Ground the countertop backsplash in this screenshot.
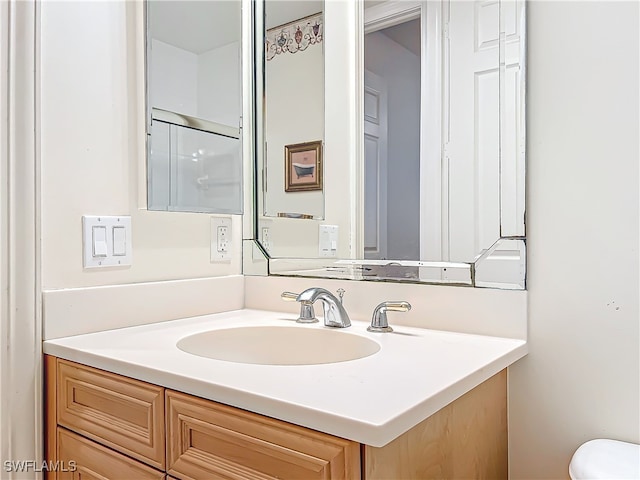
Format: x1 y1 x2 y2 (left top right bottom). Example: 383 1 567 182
42 274 526 341
42 275 245 340
245 276 527 340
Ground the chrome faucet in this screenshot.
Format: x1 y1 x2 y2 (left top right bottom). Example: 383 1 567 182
296 288 351 328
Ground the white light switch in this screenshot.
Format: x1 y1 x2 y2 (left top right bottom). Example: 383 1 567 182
112 226 126 256
83 216 132 268
92 226 108 257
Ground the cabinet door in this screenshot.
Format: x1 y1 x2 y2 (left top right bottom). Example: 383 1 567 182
57 428 165 480
166 391 361 480
363 370 507 479
56 359 165 469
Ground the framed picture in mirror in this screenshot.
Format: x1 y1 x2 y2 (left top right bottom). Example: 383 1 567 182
284 140 323 192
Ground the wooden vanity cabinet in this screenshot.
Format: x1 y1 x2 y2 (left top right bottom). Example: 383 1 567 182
362 372 508 480
56 428 165 480
54 358 165 469
165 390 360 479
45 356 167 480
45 355 507 480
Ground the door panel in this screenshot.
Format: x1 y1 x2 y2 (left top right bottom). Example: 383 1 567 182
448 0 501 263
363 70 388 259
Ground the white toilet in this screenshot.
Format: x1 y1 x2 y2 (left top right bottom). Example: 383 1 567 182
569 439 640 479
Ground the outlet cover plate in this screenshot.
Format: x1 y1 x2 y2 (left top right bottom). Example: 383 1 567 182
211 216 232 262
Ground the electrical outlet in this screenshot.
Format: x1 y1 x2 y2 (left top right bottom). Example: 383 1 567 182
261 227 271 253
217 226 229 252
211 217 232 262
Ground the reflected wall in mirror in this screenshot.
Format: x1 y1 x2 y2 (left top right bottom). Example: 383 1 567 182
146 1 243 214
254 0 526 289
261 1 325 220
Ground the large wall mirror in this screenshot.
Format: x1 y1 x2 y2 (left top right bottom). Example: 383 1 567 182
146 1 244 214
255 0 527 289
254 0 527 289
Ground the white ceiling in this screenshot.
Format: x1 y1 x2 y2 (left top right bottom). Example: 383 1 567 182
150 0 420 64
150 1 241 54
265 1 322 30
150 1 322 53
379 18 421 56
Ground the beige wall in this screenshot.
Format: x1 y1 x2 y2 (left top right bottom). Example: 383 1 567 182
509 2 639 478
39 1 242 289
264 39 324 219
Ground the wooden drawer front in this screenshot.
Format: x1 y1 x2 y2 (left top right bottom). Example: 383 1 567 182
57 359 165 469
57 428 165 480
166 391 360 480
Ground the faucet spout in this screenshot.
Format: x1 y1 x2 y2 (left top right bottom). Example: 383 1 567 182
296 288 351 328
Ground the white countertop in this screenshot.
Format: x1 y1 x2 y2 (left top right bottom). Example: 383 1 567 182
43 309 527 447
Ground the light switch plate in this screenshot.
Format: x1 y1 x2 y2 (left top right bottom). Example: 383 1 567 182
319 224 338 257
82 216 132 268
211 216 232 262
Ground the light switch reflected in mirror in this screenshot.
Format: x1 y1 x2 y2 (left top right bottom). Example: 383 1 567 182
146 1 243 214
254 0 526 290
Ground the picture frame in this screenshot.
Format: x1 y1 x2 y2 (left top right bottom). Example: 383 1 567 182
284 140 323 192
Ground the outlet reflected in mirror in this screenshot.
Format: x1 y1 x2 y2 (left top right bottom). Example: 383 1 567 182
146 1 243 214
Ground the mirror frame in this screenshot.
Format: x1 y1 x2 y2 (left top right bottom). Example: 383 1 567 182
248 0 527 290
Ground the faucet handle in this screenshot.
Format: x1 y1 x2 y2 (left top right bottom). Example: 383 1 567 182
380 301 411 312
368 301 411 333
281 291 318 323
336 288 345 303
281 291 299 302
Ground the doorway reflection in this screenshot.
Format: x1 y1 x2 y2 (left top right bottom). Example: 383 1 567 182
364 19 421 260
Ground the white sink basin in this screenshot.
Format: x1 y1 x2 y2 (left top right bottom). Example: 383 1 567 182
177 326 380 365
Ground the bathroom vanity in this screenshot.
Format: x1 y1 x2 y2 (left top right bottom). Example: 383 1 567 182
43 309 526 480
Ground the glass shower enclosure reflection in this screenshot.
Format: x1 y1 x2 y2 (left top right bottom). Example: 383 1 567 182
148 110 242 213
146 0 243 214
